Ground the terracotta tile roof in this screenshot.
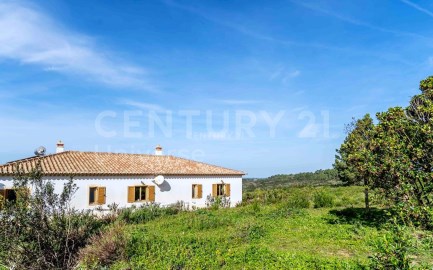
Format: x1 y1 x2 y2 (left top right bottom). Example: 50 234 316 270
0 151 245 176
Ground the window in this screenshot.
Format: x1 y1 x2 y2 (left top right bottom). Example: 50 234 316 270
135 186 147 201
0 189 17 202
192 184 202 199
0 188 30 207
88 186 106 205
128 185 155 203
216 184 225 196
212 183 231 197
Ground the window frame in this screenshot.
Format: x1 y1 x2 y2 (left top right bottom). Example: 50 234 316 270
216 184 225 196
192 184 202 199
212 183 231 197
134 186 148 202
0 188 17 202
88 186 98 205
128 185 155 203
88 186 106 206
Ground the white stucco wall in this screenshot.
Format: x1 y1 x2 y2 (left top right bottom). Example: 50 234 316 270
0 175 243 210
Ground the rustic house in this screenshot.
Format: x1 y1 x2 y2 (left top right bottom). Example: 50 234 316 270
0 142 244 210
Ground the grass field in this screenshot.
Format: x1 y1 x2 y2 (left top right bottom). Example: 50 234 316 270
79 186 433 269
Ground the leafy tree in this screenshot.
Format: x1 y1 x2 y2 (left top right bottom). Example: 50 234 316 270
0 161 104 269
336 76 433 227
370 80 433 227
334 114 375 209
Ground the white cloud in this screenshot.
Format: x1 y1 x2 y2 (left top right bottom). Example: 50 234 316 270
269 65 300 85
120 99 166 112
0 1 155 90
215 99 261 105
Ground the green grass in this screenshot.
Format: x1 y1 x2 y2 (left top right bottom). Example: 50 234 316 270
78 186 433 269
108 186 380 269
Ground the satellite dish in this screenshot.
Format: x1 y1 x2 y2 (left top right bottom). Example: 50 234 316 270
34 146 46 156
154 175 165 185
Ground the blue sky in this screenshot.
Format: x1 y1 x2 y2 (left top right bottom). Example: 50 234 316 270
1 0 433 177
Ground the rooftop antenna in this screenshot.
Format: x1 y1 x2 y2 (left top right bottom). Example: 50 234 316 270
34 146 46 157
153 175 165 185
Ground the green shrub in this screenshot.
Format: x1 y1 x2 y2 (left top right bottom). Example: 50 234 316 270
251 200 261 213
118 203 180 224
245 224 267 241
184 211 231 230
313 191 335 208
270 203 309 218
78 222 129 269
286 193 310 209
336 195 359 208
205 194 231 209
369 222 415 269
0 164 105 270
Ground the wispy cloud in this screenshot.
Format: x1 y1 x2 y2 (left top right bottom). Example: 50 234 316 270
119 99 166 111
161 0 343 50
290 0 430 40
400 0 433 18
162 0 415 66
270 67 301 83
0 1 155 90
214 99 261 105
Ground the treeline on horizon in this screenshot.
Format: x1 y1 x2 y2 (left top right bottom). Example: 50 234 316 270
243 169 340 191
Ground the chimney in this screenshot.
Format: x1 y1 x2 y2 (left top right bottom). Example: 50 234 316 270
56 140 65 153
155 145 163 156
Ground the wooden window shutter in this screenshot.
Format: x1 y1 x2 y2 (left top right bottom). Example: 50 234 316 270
212 184 217 197
225 184 231 196
97 187 106 205
148 186 155 202
197 184 203 199
127 186 135 203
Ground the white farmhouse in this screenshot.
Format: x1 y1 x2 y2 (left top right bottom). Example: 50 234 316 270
0 143 244 210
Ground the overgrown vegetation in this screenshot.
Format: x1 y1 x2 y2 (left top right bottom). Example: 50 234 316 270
243 169 340 191
0 162 106 270
74 186 432 269
1 167 432 269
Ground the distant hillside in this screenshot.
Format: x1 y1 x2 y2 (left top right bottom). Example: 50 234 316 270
243 169 341 191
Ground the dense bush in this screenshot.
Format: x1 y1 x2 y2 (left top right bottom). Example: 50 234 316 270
369 222 415 269
205 194 231 209
286 192 310 209
313 190 335 208
117 202 181 224
78 222 129 269
0 163 105 270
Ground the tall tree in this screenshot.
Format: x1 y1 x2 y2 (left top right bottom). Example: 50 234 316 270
336 76 433 228
334 114 375 209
